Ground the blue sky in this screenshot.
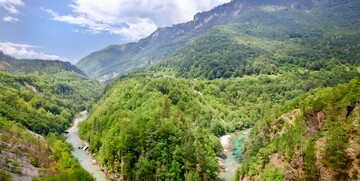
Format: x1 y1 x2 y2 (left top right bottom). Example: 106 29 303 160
0 0 230 63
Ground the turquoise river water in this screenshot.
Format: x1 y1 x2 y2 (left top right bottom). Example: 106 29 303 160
65 111 108 181
219 129 251 181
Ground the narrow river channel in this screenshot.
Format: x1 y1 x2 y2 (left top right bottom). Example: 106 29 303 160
65 111 108 181
219 129 251 181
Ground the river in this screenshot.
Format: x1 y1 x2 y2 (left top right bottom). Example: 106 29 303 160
65 111 109 181
219 129 251 181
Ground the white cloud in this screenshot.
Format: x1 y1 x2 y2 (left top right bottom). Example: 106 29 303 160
0 42 70 62
0 0 24 14
42 0 230 40
3 16 18 22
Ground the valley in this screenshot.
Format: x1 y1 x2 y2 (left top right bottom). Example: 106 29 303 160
0 55 103 180
1 0 360 181
74 0 360 180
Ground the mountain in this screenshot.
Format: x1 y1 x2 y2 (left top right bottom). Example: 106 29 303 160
76 0 359 81
0 51 85 76
152 2 360 79
76 0 241 80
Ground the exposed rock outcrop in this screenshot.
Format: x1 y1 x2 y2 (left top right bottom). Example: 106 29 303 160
306 111 324 137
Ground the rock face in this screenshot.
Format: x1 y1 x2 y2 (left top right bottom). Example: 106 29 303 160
285 150 305 180
269 153 286 170
306 111 324 137
77 0 335 81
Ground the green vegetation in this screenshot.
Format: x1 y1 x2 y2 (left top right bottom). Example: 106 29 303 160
0 70 102 134
0 55 102 180
33 169 94 181
237 77 360 180
303 140 320 180
79 69 357 180
260 167 284 181
79 77 222 180
1 0 360 180
32 135 94 181
0 170 11 181
151 4 360 80
76 1 360 180
323 121 349 180
0 51 85 76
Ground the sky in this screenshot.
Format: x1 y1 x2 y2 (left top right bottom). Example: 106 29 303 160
0 0 231 63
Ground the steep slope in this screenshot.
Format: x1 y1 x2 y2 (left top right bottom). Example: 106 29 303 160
0 117 94 181
0 54 103 134
152 0 360 79
77 0 344 81
0 72 101 134
237 77 360 181
79 77 224 180
75 0 235 80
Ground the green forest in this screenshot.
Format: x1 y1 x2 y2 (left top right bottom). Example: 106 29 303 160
151 3 360 80
0 71 102 134
236 77 360 180
78 69 358 180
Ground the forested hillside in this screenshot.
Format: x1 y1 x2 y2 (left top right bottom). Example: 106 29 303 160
75 0 360 180
151 1 360 79
236 77 360 181
77 0 360 82
0 54 103 180
78 67 358 180
0 71 102 134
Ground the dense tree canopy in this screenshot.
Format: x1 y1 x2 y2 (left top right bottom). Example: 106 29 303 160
237 77 360 180
0 71 102 134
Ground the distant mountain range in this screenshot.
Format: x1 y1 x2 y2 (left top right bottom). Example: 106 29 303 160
0 51 85 76
76 0 356 81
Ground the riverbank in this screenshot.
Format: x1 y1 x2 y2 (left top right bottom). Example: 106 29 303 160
65 111 109 181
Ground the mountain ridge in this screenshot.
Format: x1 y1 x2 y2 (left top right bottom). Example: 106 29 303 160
77 0 341 81
0 51 86 76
